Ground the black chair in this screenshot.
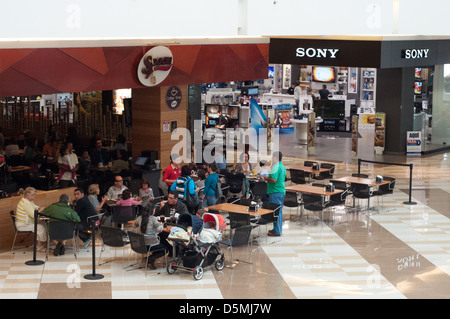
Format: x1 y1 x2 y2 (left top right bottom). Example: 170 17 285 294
312 163 336 183
111 205 138 228
251 202 282 243
289 169 307 185
302 193 330 223
220 225 254 267
237 198 252 206
127 231 168 274
46 220 79 259
99 225 130 266
304 161 318 167
225 172 246 199
351 183 373 211
228 212 251 229
372 177 396 212
10 211 33 253
283 191 302 222
330 180 349 191
303 161 318 181
250 181 267 203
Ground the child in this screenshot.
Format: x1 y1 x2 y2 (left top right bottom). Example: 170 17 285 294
57 144 76 184
259 160 270 180
196 169 207 197
115 189 141 206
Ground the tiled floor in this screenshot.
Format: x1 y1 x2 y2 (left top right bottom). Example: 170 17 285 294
1 134 450 300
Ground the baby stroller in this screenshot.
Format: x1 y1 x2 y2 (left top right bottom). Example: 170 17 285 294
167 213 226 280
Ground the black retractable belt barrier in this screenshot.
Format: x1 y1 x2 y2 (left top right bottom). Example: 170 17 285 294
25 210 45 266
84 215 104 280
358 158 417 205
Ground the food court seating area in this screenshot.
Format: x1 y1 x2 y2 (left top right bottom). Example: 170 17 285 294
1 150 450 300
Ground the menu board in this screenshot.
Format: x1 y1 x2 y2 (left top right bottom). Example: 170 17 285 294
374 112 386 154
351 115 359 158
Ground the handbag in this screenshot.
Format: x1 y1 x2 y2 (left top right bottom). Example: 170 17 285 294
185 179 202 208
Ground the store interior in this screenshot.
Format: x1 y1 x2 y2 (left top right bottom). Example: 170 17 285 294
199 62 449 159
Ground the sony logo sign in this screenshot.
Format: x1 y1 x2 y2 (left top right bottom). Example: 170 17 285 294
402 48 430 59
296 47 339 59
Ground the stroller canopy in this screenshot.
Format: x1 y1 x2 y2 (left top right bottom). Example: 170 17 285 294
177 213 203 234
202 213 226 232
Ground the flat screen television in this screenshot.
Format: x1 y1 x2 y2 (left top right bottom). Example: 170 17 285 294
312 66 336 83
248 87 259 96
241 86 259 96
313 100 345 119
414 81 423 95
134 156 149 166
415 68 422 79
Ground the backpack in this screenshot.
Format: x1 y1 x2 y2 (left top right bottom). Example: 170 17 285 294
215 181 223 199
185 179 202 208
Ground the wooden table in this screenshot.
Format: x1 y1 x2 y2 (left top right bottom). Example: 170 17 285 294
332 176 390 211
286 184 343 196
285 184 343 222
332 176 390 187
206 203 273 217
285 165 331 174
10 165 30 173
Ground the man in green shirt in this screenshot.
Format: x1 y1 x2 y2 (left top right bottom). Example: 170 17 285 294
43 194 81 256
264 151 286 236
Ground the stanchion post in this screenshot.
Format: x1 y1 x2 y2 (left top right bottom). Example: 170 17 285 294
84 217 104 280
403 163 417 205
25 210 45 266
358 158 361 176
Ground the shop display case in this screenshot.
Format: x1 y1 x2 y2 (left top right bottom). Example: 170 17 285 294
360 68 377 108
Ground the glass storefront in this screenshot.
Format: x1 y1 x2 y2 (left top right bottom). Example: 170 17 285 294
429 64 450 149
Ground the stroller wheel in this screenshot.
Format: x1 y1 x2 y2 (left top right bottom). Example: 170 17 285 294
167 262 178 275
193 266 204 280
215 254 225 271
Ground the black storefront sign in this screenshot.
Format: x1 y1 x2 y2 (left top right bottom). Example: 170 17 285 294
165 86 182 110
269 38 382 68
270 37 450 69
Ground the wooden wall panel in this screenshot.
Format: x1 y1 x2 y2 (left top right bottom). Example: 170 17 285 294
160 85 188 169
131 85 188 170
0 187 77 253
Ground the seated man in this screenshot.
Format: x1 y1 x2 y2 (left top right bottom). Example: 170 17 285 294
73 188 98 248
154 190 188 219
106 174 128 201
89 138 110 167
42 194 81 256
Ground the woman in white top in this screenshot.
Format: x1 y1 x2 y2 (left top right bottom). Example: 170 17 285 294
234 152 254 174
15 187 47 251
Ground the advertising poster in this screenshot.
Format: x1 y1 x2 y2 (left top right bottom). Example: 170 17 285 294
374 112 386 154
250 98 268 151
274 104 292 129
351 115 359 158
406 131 422 155
307 112 315 155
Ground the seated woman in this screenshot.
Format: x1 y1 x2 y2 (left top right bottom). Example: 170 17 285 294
137 204 172 269
87 183 108 212
115 189 141 206
234 152 254 175
15 187 47 251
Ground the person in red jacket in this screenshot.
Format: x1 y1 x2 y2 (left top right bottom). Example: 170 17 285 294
162 154 182 188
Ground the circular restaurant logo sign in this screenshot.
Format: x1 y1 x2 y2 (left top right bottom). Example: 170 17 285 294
165 86 182 109
137 46 173 87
